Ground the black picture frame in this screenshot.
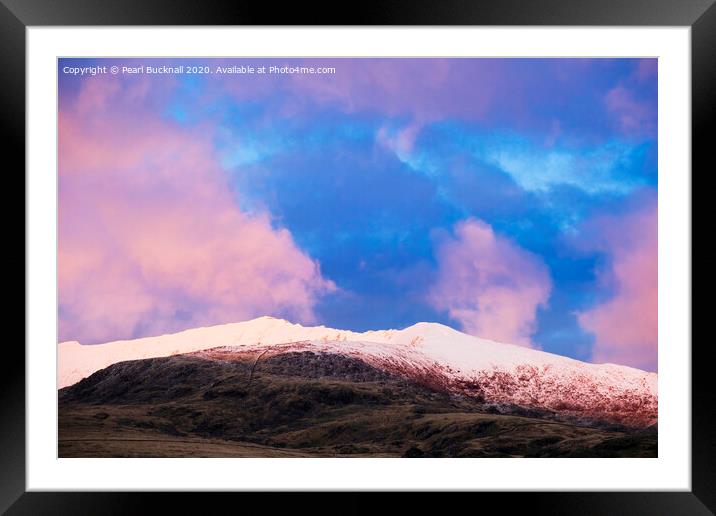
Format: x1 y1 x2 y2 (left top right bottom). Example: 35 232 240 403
3 1 710 513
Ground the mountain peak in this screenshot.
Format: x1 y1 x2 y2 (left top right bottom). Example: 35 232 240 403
250 315 293 324
402 321 460 334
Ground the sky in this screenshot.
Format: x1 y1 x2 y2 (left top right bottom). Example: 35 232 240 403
58 58 658 371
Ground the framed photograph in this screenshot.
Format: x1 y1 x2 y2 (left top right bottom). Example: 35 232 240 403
5 0 711 513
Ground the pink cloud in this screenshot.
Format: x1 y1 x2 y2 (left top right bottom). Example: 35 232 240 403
428 219 552 347
576 195 657 371
211 59 499 125
376 123 423 161
636 59 658 81
605 85 656 138
59 76 335 344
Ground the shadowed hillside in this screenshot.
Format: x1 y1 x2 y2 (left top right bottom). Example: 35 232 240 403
59 351 657 458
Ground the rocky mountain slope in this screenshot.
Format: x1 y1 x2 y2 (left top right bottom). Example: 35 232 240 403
59 351 657 458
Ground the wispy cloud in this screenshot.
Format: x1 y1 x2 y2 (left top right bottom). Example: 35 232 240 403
380 125 653 197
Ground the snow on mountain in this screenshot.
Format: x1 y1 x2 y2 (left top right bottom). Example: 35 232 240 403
59 316 657 427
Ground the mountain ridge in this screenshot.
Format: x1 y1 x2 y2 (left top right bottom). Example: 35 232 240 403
59 316 657 428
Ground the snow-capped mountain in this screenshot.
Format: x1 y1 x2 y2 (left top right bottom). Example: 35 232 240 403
59 316 657 427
